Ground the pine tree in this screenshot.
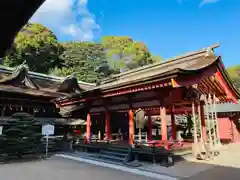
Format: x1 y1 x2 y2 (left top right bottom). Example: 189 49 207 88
2 112 43 158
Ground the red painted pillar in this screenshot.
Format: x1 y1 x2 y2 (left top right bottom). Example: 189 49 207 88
160 107 168 141
171 112 177 140
128 110 134 145
86 113 91 142
105 111 112 140
200 105 207 141
147 111 152 141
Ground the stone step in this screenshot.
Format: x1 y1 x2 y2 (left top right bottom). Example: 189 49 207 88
101 150 128 157
124 160 142 167
98 154 126 162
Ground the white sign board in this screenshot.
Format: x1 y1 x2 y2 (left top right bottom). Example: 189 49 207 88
42 124 54 136
0 126 3 135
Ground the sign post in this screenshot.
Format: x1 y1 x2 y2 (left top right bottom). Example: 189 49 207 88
42 124 54 157
0 126 3 135
46 134 49 157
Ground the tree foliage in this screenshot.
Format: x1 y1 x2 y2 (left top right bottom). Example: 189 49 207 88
4 23 163 83
4 23 62 73
227 65 240 89
101 36 162 72
50 42 111 83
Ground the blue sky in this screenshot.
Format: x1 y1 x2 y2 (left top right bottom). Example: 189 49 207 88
31 0 240 67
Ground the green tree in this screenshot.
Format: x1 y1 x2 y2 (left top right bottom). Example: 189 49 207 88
4 23 62 73
50 42 110 83
151 55 163 63
1 112 42 158
227 65 240 89
101 36 162 72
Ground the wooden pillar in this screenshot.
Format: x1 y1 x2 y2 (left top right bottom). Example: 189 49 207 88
147 111 152 141
86 113 91 142
160 107 168 141
171 111 177 140
105 111 112 140
200 104 207 141
128 110 134 145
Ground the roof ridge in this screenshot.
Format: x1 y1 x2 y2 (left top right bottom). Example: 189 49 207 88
101 43 219 84
0 65 96 86
102 44 219 81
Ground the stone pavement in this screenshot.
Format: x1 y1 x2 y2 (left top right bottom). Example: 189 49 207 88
0 157 158 180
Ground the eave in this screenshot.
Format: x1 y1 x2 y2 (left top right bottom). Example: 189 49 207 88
216 57 240 100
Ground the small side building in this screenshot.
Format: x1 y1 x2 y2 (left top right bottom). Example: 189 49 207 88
0 63 95 134
216 103 240 143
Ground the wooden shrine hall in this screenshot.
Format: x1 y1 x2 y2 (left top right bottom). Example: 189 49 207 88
0 62 94 126
53 44 240 159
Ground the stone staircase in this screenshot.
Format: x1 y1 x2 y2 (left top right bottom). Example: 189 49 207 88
96 149 142 167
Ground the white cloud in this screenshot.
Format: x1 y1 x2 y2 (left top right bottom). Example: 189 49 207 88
199 0 219 7
30 0 101 41
177 0 220 7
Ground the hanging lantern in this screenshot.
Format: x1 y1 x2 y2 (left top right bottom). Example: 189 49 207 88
135 108 146 129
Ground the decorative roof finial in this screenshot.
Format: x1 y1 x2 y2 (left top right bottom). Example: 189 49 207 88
205 47 215 58
13 60 29 73
71 72 76 77
21 60 27 65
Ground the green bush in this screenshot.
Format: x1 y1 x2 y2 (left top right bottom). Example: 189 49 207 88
0 112 43 158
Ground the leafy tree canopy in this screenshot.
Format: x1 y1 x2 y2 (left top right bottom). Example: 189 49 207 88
227 65 240 89
4 23 62 73
50 42 111 83
4 23 163 83
101 36 162 72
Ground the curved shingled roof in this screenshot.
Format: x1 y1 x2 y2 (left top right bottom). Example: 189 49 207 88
54 44 240 104
0 62 95 98
97 44 239 99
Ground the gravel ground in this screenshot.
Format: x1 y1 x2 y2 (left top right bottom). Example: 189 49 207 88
0 157 158 180
184 143 240 168
181 166 240 180
180 143 240 180
0 143 239 180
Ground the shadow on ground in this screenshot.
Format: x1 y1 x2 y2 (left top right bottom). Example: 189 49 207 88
181 164 240 180
0 154 53 165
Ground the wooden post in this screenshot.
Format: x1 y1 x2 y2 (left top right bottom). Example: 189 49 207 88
147 111 152 141
206 95 213 148
171 112 177 140
160 107 168 141
200 104 207 141
105 111 112 140
192 102 198 144
128 110 134 145
86 113 91 142
213 94 221 145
